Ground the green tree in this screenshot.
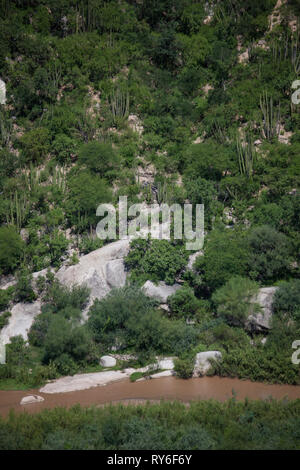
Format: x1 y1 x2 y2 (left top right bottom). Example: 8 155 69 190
20 128 50 164
212 276 260 327
246 225 292 283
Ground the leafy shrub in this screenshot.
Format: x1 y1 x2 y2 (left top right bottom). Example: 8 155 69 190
212 276 260 327
0 311 11 330
20 127 50 164
0 287 13 311
0 226 24 275
174 358 194 379
168 285 199 319
246 225 292 283
14 268 37 303
125 238 188 285
273 280 300 321
194 229 248 293
78 141 120 179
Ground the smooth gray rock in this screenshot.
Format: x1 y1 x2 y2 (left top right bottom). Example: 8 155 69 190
187 250 203 271
100 355 117 367
246 287 278 331
142 280 181 303
56 239 129 303
20 395 44 405
106 259 127 288
157 358 174 370
193 351 222 376
0 301 41 345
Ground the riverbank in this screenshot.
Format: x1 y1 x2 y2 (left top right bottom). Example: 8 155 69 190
1 376 300 418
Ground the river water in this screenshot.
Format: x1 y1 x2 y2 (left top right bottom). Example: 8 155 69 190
1 376 300 417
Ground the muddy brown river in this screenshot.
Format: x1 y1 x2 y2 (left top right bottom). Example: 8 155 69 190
1 376 300 417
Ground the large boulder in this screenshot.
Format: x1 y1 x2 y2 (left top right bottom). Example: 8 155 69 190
157 358 175 370
20 395 44 405
56 239 129 306
100 355 117 368
0 300 41 345
246 287 278 332
194 351 222 376
142 280 181 303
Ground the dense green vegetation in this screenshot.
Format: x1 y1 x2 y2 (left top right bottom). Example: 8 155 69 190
0 399 300 450
0 0 299 402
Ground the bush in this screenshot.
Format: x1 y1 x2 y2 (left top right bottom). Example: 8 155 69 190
14 268 37 303
0 226 24 275
0 287 13 311
174 358 194 379
168 286 199 319
0 311 11 330
125 238 188 285
246 225 292 283
78 141 120 179
194 229 248 293
20 127 50 164
212 276 260 327
273 280 300 321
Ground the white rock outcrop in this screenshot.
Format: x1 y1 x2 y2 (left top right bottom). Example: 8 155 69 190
246 287 278 331
0 78 6 104
100 355 117 367
56 239 129 314
186 250 203 271
0 301 41 345
157 358 175 370
142 281 181 303
20 395 44 405
40 370 128 393
193 351 222 376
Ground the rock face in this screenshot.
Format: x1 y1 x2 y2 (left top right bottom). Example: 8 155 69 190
142 281 181 303
246 287 278 331
40 370 128 393
193 351 222 376
56 239 129 311
0 78 6 104
186 250 203 271
0 301 41 345
100 355 117 367
157 358 175 370
20 395 44 405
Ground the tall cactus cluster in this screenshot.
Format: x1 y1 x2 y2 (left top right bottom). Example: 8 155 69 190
7 191 29 232
108 83 129 122
259 91 281 141
236 132 256 178
270 29 300 74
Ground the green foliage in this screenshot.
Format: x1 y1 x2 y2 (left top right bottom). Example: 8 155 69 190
212 276 260 327
14 268 37 303
66 171 112 231
125 238 188 285
194 229 248 294
0 287 13 311
78 141 120 179
246 225 292 283
0 311 11 330
168 286 199 319
0 226 24 275
20 128 50 164
0 399 299 450
273 280 300 321
129 372 143 382
174 357 194 379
